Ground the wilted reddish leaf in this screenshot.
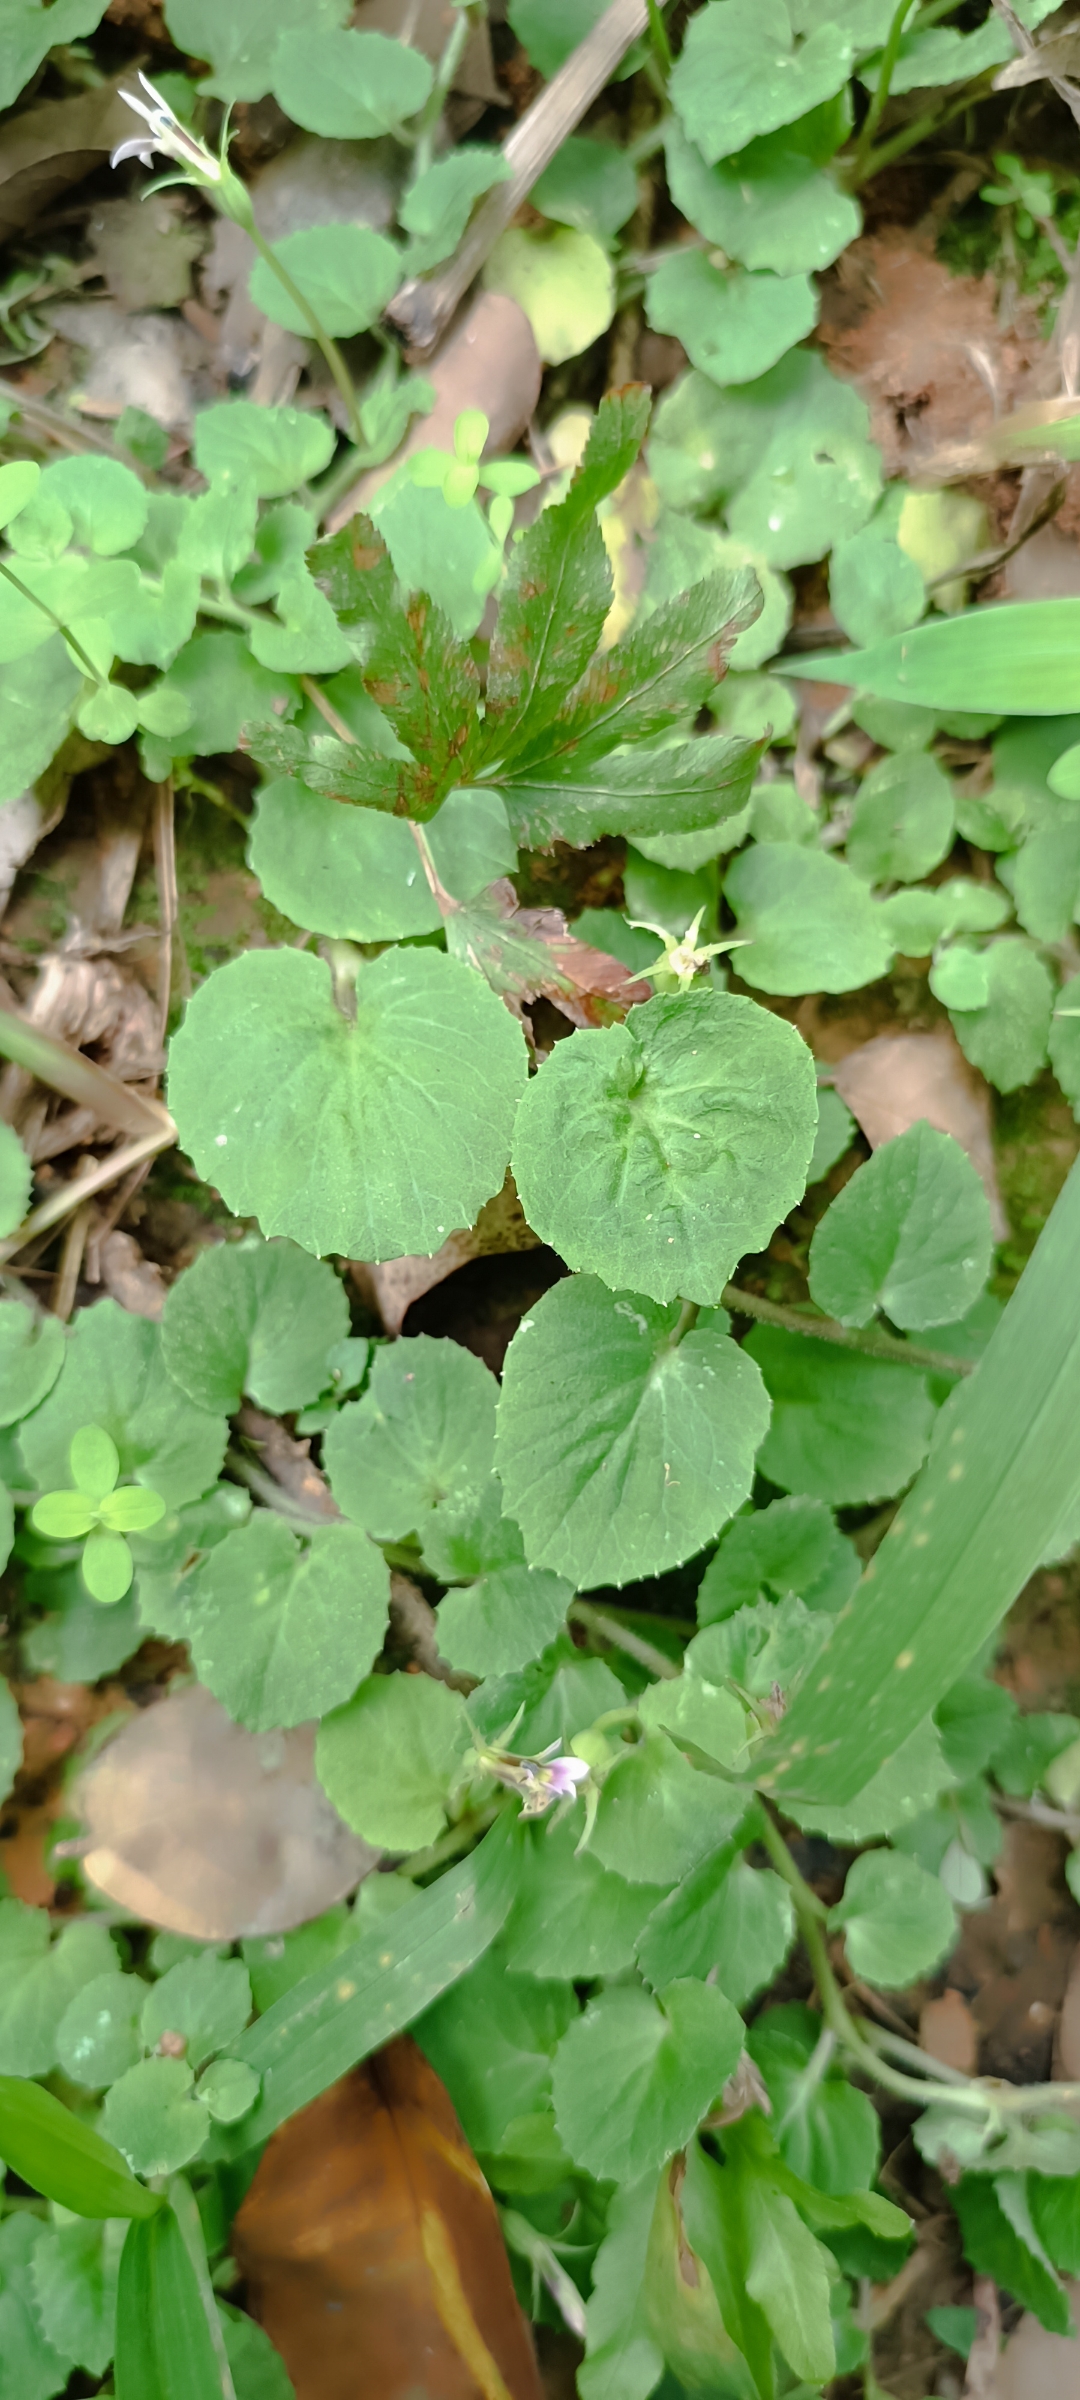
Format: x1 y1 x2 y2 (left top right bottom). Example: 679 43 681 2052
448 879 650 1026
234 2037 544 2400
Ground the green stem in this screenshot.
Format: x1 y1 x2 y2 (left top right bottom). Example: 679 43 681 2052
645 0 673 75
570 1600 681 1681
412 5 477 178
396 1795 506 1881
0 559 104 684
721 1282 974 1378
757 1805 1080 2118
244 223 363 445
850 0 921 182
851 70 996 185
668 1298 701 1347
627 115 670 167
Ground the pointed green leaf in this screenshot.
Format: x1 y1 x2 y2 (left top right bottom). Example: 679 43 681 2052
511 568 761 779
512 990 817 1305
502 729 760 849
743 2179 836 2385
114 2200 231 2400
636 1848 794 2007
222 1815 517 2150
759 1153 1080 1808
0 2076 160 2218
796 599 1080 714
31 2217 124 2379
167 947 527 1260
309 517 482 813
698 1495 859 1623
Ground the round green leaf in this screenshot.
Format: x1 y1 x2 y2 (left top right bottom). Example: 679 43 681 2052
531 135 638 243
324 1334 497 1544
830 525 925 648
30 2217 124 2379
168 946 526 1261
929 943 990 1012
249 224 401 338
82 1529 134 1605
401 149 514 275
808 1124 992 1331
0 1122 31 1239
271 25 433 137
483 226 615 367
0 1301 65 1427
724 843 895 994
197 2056 261 2123
436 1565 572 1679
1050 971 1080 1115
646 253 818 389
316 1671 470 1851
670 0 854 164
511 990 817 1306
697 1495 859 1624
829 1850 957 1988
76 685 140 745
17 1300 227 1508
192 401 335 498
31 1490 97 1540
41 456 148 556
70 1424 120 1503
845 749 955 885
186 1514 390 1730
56 1971 142 2090
748 2004 880 2192
161 1234 348 1416
496 1277 771 1588
551 1979 744 2184
664 119 859 275
140 1952 252 2069
101 2056 207 2179
724 354 882 570
948 941 1054 1092
0 639 81 804
504 1816 667 1981
97 1486 167 1534
636 1853 795 2008
249 777 443 943
745 1325 935 1505
0 2075 161 2219
0 460 40 530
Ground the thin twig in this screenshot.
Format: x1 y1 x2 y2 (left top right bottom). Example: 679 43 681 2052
989 0 1080 130
386 0 671 353
570 1598 681 1679
721 1282 975 1377
50 1200 93 1321
152 778 179 1046
0 1001 173 1140
0 1128 174 1264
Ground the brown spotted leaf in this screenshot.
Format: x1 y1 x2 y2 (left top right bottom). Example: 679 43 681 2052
484 388 652 763
308 517 482 816
233 2036 544 2400
506 566 762 781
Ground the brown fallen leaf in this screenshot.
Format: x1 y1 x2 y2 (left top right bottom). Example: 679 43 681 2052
325 291 542 530
0 82 139 242
830 1029 1008 1241
73 1684 376 1939
964 2276 1002 2400
990 2280 1080 2400
234 2038 545 2400
919 1988 978 2076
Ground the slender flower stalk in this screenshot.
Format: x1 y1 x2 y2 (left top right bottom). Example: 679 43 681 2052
110 76 364 444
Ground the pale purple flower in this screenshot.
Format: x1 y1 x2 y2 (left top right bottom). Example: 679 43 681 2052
476 1738 590 1818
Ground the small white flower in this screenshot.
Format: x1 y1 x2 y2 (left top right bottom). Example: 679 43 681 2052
110 71 222 181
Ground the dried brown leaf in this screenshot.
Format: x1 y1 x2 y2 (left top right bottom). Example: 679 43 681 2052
233 2038 544 2400
74 1684 376 1939
447 878 650 1026
831 1030 1007 1241
990 2282 1080 2399
0 83 138 241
